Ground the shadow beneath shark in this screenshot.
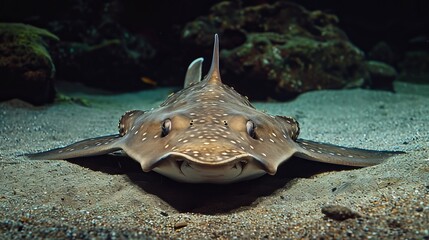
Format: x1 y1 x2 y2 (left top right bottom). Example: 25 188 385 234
67 156 355 214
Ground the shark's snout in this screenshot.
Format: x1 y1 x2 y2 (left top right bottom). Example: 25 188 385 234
160 112 259 164
172 142 250 164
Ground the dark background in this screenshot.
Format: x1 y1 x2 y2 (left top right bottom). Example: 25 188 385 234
1 0 427 52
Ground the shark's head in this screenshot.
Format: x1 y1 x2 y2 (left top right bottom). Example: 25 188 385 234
120 35 300 183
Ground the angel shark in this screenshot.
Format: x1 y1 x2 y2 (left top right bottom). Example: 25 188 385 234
28 34 402 183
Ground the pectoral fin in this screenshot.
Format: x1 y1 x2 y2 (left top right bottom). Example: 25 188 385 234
294 139 404 167
27 135 123 160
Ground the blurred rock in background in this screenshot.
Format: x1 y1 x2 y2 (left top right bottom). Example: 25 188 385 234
0 23 58 105
182 1 370 99
0 0 427 104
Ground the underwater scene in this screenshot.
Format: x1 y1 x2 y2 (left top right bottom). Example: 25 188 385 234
0 0 428 239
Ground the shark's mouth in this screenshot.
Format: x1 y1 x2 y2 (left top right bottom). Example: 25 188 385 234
152 153 267 183
176 158 248 179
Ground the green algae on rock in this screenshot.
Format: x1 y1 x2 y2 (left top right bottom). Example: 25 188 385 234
0 23 58 105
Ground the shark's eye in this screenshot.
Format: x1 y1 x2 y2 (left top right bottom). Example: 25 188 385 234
246 120 257 139
161 119 171 137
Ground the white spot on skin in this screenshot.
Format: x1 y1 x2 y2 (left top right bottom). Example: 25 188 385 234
164 144 169 149
134 131 139 135
142 137 147 141
269 139 275 143
250 145 254 149
261 153 267 157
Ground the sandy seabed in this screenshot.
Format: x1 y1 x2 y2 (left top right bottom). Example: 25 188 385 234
0 81 428 239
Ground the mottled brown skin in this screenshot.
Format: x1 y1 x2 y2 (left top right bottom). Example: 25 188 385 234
28 35 402 183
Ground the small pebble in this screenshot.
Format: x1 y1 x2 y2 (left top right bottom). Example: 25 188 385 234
174 221 188 230
321 205 362 221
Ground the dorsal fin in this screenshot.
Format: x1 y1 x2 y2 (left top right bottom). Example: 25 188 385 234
206 34 222 84
184 57 203 88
